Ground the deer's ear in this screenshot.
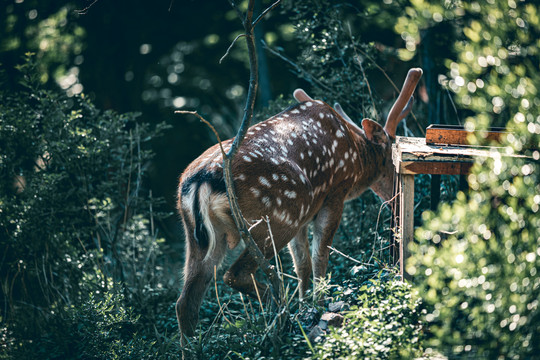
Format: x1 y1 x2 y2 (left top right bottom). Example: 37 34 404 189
362 119 387 143
293 89 313 102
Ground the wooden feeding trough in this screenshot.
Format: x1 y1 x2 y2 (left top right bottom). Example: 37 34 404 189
392 124 525 279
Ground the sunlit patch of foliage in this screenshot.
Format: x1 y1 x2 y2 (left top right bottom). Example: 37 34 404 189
312 275 424 360
401 1 540 358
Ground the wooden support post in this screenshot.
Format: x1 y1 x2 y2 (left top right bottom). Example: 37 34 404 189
399 174 415 280
430 174 440 211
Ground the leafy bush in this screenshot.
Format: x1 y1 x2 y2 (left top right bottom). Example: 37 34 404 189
312 275 424 360
6 289 164 360
0 56 176 358
401 1 540 358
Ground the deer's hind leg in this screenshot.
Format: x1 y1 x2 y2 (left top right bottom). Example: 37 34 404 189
288 224 312 298
311 197 345 290
176 224 229 337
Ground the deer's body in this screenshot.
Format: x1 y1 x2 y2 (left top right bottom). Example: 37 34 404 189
176 69 422 337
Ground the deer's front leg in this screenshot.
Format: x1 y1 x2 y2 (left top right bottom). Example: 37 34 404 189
311 197 345 290
288 224 312 298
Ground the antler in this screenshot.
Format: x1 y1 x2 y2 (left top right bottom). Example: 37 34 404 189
384 68 423 138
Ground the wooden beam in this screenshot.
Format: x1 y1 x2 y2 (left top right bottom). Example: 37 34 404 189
400 161 473 175
425 124 508 146
399 173 415 281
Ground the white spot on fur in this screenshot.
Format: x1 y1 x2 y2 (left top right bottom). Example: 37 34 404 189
292 109 300 114
319 113 324 119
336 129 344 138
243 155 252 162
291 132 297 138
287 139 294 146
300 105 306 110
271 158 280 165
259 176 271 188
262 196 271 208
276 197 282 206
306 101 313 107
272 173 279 181
250 187 260 197
235 174 246 181
284 190 297 199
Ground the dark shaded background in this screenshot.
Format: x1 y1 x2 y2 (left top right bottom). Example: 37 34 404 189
2 0 449 243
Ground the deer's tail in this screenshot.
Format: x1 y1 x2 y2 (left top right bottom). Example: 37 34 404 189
179 171 230 262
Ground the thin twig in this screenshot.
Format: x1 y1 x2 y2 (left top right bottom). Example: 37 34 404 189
248 218 265 232
75 0 99 14
239 293 253 324
252 0 281 28
328 245 374 267
264 216 284 302
176 110 227 158
220 34 246 64
445 87 461 125
251 273 268 327
214 265 233 326
369 189 400 265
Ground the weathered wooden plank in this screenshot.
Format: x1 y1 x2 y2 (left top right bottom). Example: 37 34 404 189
393 136 528 176
425 124 508 146
400 160 473 175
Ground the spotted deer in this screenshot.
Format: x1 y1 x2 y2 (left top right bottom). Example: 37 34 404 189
176 68 423 336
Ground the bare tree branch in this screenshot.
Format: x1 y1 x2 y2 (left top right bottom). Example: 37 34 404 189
220 34 246 64
252 0 281 28
223 0 282 301
75 0 99 15
175 110 227 158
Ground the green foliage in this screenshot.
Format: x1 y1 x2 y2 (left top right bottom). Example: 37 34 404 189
312 276 424 359
0 56 177 358
6 289 162 360
284 0 380 121
401 1 540 358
